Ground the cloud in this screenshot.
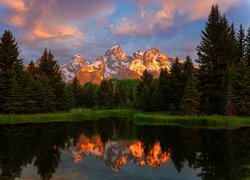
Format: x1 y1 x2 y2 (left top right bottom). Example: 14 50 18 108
0 0 28 25
0 0 27 12
0 0 115 63
111 0 242 36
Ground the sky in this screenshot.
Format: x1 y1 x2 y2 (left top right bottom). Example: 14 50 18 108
0 0 249 64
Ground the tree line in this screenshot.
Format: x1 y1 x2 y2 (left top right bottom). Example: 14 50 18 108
0 5 249 115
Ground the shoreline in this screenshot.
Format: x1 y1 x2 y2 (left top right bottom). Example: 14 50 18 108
0 109 249 129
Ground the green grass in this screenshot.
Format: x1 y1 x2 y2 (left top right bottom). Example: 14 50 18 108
1 110 250 129
0 109 137 124
133 113 250 129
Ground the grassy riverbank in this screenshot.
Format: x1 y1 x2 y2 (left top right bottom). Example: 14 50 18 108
0 109 137 124
133 113 250 129
0 110 250 129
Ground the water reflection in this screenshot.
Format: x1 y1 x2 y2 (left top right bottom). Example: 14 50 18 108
0 118 249 179
69 134 170 172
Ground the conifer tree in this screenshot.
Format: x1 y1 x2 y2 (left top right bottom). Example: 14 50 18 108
71 77 81 107
98 79 114 108
82 82 98 108
234 59 250 115
196 5 233 114
0 30 24 113
246 27 250 65
228 23 239 65
237 24 246 60
158 68 170 110
37 48 66 111
38 48 61 84
136 70 154 110
136 69 153 95
27 60 38 79
180 75 200 116
167 58 185 111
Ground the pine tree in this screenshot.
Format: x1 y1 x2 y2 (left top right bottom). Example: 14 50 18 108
36 76 56 113
234 59 250 115
37 48 65 111
158 68 170 110
196 5 233 114
136 69 153 95
98 79 114 108
246 27 250 65
228 23 239 65
237 24 246 60
38 48 62 84
82 82 98 108
0 30 24 113
180 75 200 116
168 58 185 111
136 70 153 110
27 60 38 79
71 77 81 107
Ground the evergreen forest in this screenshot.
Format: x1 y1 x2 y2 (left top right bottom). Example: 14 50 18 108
0 5 249 116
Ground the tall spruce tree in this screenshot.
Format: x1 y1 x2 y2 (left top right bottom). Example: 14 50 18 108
158 68 170 110
246 27 250 65
71 77 81 107
196 5 233 114
168 58 185 111
37 48 65 112
237 24 246 60
0 30 24 113
136 70 154 110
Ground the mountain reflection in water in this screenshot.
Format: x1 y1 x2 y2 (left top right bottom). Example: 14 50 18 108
70 134 170 172
0 118 249 179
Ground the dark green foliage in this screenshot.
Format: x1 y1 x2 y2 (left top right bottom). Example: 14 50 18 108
158 68 170 110
166 58 185 112
136 70 155 111
237 24 246 60
0 30 25 113
71 77 81 107
27 60 38 79
136 69 153 95
98 79 115 108
180 74 200 116
246 27 250 64
37 48 62 84
225 83 236 116
81 82 98 108
234 59 250 115
196 5 237 114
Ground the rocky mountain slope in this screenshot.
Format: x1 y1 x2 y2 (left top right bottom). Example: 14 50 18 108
61 44 175 84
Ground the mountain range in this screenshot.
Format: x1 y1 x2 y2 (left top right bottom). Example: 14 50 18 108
61 44 178 84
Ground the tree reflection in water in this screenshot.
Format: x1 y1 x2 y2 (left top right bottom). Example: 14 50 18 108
0 118 249 179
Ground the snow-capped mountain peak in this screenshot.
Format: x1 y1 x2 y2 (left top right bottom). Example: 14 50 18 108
61 44 173 84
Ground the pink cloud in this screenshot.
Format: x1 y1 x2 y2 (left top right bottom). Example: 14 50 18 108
111 0 242 36
0 0 28 12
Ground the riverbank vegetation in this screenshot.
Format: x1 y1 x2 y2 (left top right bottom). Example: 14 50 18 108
133 113 250 129
0 109 249 129
0 109 137 124
0 5 249 120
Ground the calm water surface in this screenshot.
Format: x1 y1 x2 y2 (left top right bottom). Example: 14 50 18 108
0 118 249 179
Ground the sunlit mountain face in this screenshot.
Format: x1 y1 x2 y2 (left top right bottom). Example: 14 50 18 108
69 134 170 172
